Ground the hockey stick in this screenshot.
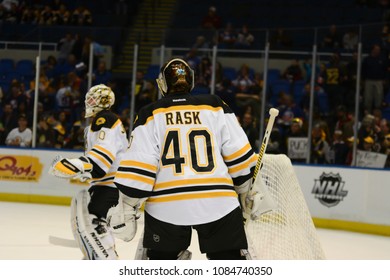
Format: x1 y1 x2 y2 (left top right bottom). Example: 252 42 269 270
252 108 279 185
48 235 78 248
241 108 279 260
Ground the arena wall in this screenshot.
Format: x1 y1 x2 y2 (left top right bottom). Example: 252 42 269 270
1 148 389 236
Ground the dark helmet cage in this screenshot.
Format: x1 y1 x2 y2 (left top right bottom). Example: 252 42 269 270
156 58 194 96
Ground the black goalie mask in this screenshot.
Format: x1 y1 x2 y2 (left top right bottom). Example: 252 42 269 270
156 58 195 96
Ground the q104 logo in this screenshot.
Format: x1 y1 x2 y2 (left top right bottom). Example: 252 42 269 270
312 172 348 207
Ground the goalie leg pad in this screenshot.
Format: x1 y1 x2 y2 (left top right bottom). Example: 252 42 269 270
70 190 118 260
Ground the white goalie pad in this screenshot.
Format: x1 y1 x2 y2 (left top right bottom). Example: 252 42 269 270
70 189 118 260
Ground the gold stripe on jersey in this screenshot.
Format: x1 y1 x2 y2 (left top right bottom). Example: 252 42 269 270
147 190 237 203
112 119 122 129
228 153 257 174
90 180 114 186
223 143 252 161
115 172 155 186
154 177 233 190
94 145 115 162
88 150 111 168
90 172 116 183
120 160 158 172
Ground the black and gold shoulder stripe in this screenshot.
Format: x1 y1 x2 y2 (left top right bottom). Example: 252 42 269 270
91 110 120 132
134 93 233 128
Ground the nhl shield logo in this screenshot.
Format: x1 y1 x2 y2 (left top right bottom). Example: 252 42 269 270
312 172 348 207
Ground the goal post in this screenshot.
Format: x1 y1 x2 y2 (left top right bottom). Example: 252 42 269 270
245 153 326 259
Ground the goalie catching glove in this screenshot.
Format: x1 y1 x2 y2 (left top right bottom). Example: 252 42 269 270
106 194 143 242
235 174 277 221
49 155 92 182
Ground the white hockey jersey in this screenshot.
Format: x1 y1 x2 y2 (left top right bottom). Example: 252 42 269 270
114 93 256 225
84 110 128 188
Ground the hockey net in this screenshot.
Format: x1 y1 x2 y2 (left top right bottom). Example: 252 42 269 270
245 154 326 259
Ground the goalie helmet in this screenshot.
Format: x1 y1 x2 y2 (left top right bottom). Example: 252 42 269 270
156 58 194 96
85 84 115 118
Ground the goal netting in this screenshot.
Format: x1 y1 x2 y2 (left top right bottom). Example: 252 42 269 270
245 154 326 259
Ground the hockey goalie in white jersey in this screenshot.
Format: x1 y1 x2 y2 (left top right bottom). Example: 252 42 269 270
49 84 132 260
110 58 269 260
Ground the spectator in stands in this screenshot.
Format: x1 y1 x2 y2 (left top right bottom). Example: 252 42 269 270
361 44 388 115
342 29 358 51
218 22 237 49
81 36 102 70
196 56 212 87
58 33 75 65
282 59 303 83
119 108 131 137
322 52 345 114
270 28 293 50
184 48 201 70
71 5 92 26
328 129 349 165
93 61 112 86
52 3 70 25
343 52 359 112
5 113 32 147
39 5 54 25
36 115 55 148
240 111 258 151
0 0 19 12
379 118 390 138
332 105 354 139
232 64 259 116
358 114 379 149
381 133 390 167
20 6 37 24
55 75 73 115
47 110 70 149
64 111 86 149
4 80 27 113
310 123 330 164
215 78 240 115
235 24 255 49
321 25 342 50
277 92 305 138
43 55 58 79
299 83 322 120
192 35 210 52
283 117 306 162
362 136 375 152
71 33 83 61
0 103 17 145
135 85 156 113
2 1 18 22
201 6 221 30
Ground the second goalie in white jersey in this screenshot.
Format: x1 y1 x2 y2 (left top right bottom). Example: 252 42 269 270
114 58 257 260
49 84 130 260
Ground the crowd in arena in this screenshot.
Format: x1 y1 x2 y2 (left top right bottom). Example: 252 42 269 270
0 1 390 168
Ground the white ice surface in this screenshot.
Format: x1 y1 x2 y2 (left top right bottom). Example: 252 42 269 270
1 201 390 260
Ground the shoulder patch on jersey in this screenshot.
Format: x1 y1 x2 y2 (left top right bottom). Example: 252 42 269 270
91 110 119 131
95 117 106 126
